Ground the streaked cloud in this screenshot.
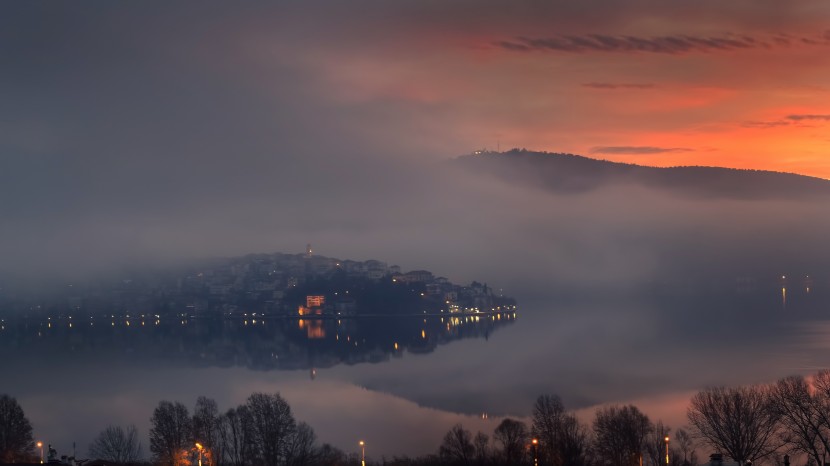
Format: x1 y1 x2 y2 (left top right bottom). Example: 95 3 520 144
786 114 830 121
591 146 695 155
582 82 655 90
741 120 792 129
496 32 830 54
743 115 830 129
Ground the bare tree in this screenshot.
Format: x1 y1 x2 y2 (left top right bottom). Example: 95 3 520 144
674 428 697 466
531 394 590 466
150 400 192 466
0 394 35 463
193 396 221 466
219 406 255 466
644 422 670 466
688 385 780 465
473 432 490 466
246 392 297 466
532 394 567 466
494 418 528 465
440 424 475 466
593 405 652 466
88 424 142 464
558 413 591 466
316 443 348 466
771 373 830 466
285 422 317 466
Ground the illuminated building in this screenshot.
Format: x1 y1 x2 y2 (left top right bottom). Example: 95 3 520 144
306 295 325 308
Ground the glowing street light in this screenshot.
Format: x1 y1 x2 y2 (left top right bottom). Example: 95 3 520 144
664 436 670 466
195 442 203 466
359 440 365 466
531 438 539 466
36 441 43 464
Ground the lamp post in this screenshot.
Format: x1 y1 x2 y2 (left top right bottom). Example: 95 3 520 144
664 436 670 466
195 442 203 466
532 438 539 466
36 442 43 464
359 440 365 466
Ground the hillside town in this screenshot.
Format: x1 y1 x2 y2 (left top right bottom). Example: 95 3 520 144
0 246 516 319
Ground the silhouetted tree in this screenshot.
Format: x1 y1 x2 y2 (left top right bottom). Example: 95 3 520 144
246 392 297 466
219 406 255 466
315 443 348 466
494 418 528 465
644 422 670 466
674 428 697 466
285 422 317 466
770 373 830 466
688 385 780 465
808 371 830 463
558 413 591 466
532 394 589 466
440 424 475 465
150 401 192 466
193 396 221 465
88 424 142 464
473 432 490 466
0 394 35 463
593 405 651 466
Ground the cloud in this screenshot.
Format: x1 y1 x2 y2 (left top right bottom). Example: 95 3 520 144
496 32 830 55
590 146 694 155
741 115 830 129
786 114 830 121
741 120 791 129
582 82 655 90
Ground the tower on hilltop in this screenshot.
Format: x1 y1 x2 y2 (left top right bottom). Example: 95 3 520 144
306 243 313 258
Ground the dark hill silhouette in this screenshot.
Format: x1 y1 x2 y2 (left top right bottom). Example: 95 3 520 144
453 149 830 200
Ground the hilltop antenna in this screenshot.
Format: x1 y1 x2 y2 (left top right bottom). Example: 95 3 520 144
497 140 500 152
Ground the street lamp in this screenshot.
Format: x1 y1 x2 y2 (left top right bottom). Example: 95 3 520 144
195 442 203 466
532 438 539 466
359 440 365 466
36 441 43 464
664 436 670 466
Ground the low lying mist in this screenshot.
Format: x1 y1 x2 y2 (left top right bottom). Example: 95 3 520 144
3 148 828 302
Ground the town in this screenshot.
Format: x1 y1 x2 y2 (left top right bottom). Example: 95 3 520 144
0 246 517 320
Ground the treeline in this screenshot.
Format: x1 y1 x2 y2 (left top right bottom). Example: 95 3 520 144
0 392 351 466
6 370 830 465
394 395 696 466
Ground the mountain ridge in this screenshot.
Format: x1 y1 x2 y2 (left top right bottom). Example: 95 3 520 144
453 149 830 199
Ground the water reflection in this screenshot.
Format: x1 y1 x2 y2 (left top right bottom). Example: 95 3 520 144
5 285 830 457
0 313 517 372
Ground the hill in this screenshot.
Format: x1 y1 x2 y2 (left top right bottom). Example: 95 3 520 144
0 250 516 318
453 149 830 200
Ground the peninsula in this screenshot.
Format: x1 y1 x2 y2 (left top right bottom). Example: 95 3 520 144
0 246 517 319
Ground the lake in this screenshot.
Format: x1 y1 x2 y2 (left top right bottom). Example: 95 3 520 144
3 284 830 460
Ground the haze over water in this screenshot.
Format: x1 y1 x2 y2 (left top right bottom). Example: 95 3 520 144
4 284 830 457
4 1 830 461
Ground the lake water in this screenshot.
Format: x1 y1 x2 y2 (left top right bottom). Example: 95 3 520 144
3 285 830 460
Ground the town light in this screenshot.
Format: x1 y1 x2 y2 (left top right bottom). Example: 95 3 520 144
359 440 366 466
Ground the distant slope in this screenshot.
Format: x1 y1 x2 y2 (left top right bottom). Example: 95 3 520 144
452 149 830 199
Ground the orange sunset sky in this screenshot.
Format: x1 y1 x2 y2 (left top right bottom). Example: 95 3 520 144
266 1 830 178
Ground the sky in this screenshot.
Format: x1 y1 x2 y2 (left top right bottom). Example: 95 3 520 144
2 1 830 280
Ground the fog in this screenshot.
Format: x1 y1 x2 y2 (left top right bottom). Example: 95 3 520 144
3 3 830 295
7 3 830 459
4 143 830 299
